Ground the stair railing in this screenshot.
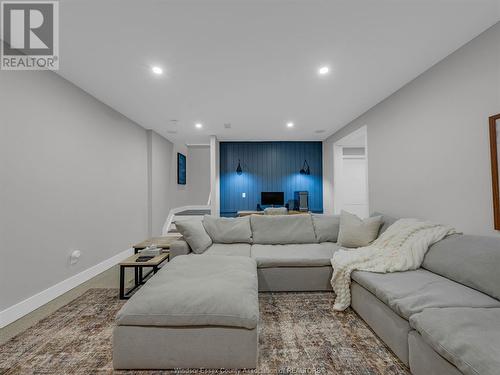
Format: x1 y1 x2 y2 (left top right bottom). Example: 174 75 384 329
161 193 212 236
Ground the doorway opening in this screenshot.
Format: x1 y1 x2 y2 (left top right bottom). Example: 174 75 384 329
333 126 369 218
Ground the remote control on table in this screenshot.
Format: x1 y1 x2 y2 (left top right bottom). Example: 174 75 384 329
136 255 155 262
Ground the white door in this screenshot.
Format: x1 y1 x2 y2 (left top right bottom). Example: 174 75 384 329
333 126 369 218
338 153 368 217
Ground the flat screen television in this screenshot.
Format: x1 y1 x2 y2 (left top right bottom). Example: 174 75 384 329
261 191 284 206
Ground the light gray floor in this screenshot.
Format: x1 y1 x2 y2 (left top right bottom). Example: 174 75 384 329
0 265 134 345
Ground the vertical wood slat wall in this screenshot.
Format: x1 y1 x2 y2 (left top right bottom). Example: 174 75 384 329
220 141 323 216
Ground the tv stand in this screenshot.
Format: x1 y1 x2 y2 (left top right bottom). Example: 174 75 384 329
237 210 307 217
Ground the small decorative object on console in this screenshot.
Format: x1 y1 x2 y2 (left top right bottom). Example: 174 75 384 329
138 245 162 257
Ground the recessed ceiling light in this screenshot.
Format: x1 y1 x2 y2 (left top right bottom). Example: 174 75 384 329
287 122 294 128
318 66 330 75
195 123 203 129
152 66 163 75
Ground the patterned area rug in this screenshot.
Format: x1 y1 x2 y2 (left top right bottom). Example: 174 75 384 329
0 289 409 374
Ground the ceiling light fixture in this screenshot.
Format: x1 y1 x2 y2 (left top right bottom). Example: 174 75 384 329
152 66 163 75
195 123 203 129
287 122 294 128
318 66 330 75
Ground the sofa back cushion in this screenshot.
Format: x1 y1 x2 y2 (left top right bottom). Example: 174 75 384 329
202 215 252 243
422 234 500 300
264 207 288 215
250 214 317 244
175 220 212 254
372 212 399 235
311 214 340 242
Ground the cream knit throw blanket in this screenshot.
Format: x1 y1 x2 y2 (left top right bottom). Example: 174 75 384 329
330 218 456 311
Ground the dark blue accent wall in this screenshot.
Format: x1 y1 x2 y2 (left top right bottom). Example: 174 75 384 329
220 142 323 216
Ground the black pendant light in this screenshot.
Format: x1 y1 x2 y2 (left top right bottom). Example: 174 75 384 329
299 159 310 175
236 159 243 175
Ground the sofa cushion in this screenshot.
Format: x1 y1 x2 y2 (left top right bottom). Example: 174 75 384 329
372 212 399 235
203 215 252 244
338 210 382 248
311 214 340 243
250 214 317 244
175 220 212 254
204 243 251 257
352 269 500 320
116 255 259 329
170 239 191 259
423 234 500 300
251 243 339 268
410 307 500 375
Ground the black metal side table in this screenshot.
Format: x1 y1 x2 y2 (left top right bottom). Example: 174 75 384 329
119 252 169 299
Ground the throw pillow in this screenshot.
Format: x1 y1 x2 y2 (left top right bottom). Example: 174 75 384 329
175 220 212 254
337 210 382 248
311 214 340 242
202 215 252 243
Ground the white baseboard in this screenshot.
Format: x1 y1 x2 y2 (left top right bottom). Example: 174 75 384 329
0 248 134 328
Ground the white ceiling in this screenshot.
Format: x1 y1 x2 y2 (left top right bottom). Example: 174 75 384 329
58 0 500 144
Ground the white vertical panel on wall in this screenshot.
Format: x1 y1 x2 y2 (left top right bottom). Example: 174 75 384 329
187 145 211 205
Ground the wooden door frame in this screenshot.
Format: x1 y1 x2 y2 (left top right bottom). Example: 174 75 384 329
489 114 500 230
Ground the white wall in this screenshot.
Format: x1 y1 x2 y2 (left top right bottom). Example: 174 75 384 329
187 145 211 205
0 71 173 313
149 130 174 236
324 22 500 236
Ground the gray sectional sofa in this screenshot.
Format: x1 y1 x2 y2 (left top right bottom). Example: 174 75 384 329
171 214 339 291
351 232 500 375
116 213 500 374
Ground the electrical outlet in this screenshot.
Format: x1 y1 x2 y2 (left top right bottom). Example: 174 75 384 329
70 250 81 265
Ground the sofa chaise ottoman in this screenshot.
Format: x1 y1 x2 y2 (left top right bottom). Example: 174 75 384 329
113 255 259 370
